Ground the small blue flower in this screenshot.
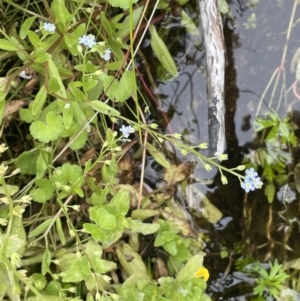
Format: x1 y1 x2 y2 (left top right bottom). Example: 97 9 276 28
79 34 96 49
119 125 135 138
42 22 56 33
241 177 255 193
101 48 111 61
245 167 258 180
252 176 263 189
241 168 263 193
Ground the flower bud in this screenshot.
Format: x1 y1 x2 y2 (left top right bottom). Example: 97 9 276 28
204 164 212 172
218 154 228 161
221 175 228 185
199 142 208 149
173 133 182 139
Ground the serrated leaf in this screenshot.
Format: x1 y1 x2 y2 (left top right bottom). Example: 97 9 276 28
30 179 54 203
62 256 91 282
88 100 120 116
20 16 36 39
16 150 39 174
110 190 130 216
89 207 117 230
0 234 25 257
52 163 83 185
83 223 105 241
103 70 135 102
85 239 103 257
149 25 178 78
177 253 205 283
30 111 64 143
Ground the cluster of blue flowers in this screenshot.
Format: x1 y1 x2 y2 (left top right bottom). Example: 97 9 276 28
42 22 56 33
119 125 135 138
241 168 263 193
79 34 97 49
101 48 112 61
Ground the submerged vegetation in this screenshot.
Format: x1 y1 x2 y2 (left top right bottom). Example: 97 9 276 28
0 0 300 300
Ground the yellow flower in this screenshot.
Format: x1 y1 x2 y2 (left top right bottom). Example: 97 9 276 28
195 267 209 281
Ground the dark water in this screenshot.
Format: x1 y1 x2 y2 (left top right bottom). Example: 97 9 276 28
142 0 300 299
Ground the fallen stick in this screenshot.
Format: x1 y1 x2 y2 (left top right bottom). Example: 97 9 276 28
199 0 226 156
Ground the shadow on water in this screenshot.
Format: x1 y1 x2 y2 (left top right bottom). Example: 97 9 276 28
141 0 300 299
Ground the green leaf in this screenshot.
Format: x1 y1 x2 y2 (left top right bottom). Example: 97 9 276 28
177 253 205 283
36 150 50 179
0 39 19 51
85 239 103 257
146 142 171 169
103 70 135 102
64 34 80 56
107 0 138 9
31 273 47 290
27 31 40 48
131 209 159 220
42 249 52 275
127 218 160 235
88 100 120 116
89 207 117 230
149 25 178 78
56 217 66 245
30 111 64 143
217 0 230 14
48 58 67 98
110 190 130 216
83 223 105 241
181 10 198 36
35 52 52 63
62 256 91 282
265 182 275 203
0 185 19 196
32 85 47 116
52 163 83 186
0 97 5 125
28 218 52 238
48 77 61 93
16 150 39 174
51 0 73 25
19 108 38 123
69 131 88 150
116 6 143 39
1 234 25 257
20 16 36 39
30 179 54 203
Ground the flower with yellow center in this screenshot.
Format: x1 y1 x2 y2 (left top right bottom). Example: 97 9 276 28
195 267 209 281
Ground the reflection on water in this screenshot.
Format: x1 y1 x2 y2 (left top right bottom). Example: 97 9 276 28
142 0 300 299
